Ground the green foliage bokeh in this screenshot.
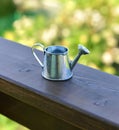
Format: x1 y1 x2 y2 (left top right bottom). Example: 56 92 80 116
2 0 119 75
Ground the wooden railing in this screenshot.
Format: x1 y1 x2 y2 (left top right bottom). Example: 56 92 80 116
0 38 119 130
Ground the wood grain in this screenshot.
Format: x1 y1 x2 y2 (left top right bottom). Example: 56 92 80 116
0 38 119 130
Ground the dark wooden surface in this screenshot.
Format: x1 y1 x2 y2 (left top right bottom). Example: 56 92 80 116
0 38 119 130
0 91 81 130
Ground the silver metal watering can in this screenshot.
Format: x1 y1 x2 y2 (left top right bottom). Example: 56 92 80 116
32 43 90 81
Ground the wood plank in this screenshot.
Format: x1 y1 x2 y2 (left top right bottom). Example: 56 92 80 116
0 38 119 129
0 92 81 130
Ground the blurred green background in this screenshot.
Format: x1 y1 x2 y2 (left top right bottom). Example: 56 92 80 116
0 0 119 129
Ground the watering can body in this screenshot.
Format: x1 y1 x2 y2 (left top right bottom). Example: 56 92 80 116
32 43 90 81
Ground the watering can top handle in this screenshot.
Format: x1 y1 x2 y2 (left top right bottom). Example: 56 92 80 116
32 43 45 68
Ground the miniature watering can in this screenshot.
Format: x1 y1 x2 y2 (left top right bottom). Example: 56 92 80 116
32 43 90 81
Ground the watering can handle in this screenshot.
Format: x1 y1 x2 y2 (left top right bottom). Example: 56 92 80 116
32 43 45 68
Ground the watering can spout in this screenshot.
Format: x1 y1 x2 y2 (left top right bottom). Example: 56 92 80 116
70 45 90 70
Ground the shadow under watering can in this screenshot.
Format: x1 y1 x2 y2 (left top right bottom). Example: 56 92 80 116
32 43 90 81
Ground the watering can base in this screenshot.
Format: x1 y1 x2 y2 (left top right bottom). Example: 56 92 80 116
42 72 73 81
